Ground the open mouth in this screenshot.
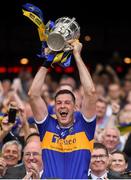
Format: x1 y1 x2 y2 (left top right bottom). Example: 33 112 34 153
60 111 68 117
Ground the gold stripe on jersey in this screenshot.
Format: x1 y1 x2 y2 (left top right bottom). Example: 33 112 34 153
41 131 94 153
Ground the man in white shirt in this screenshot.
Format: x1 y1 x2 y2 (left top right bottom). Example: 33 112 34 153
88 142 120 179
22 140 44 179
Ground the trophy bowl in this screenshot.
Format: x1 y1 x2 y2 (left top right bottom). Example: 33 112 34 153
47 17 80 52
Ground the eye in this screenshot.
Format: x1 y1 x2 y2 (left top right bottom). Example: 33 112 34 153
56 101 61 105
65 100 71 104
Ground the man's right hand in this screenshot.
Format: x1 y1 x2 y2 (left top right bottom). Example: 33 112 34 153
1 116 14 134
0 157 7 176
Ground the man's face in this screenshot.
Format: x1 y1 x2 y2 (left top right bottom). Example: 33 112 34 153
23 142 43 172
90 148 109 173
96 101 107 119
108 84 121 100
103 129 119 152
110 153 127 173
3 144 20 167
55 93 75 127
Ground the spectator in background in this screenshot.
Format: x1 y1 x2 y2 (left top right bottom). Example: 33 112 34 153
0 90 31 148
106 83 124 115
109 151 128 175
3 139 43 179
1 79 12 99
11 68 33 100
92 64 120 91
101 127 121 153
122 77 131 99
22 140 44 179
123 133 131 171
95 84 106 98
59 74 77 90
0 140 22 178
0 79 12 112
107 83 122 104
96 97 109 129
125 90 131 104
88 142 120 179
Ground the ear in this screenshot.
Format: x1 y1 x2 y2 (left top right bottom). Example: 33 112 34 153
125 163 128 170
74 104 79 111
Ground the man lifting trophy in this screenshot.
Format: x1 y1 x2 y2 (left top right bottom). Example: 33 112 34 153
22 3 80 68
23 3 97 179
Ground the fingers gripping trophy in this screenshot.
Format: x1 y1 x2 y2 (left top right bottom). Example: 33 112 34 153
22 3 80 68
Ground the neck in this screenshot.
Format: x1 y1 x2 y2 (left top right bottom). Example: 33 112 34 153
91 170 107 177
59 121 73 128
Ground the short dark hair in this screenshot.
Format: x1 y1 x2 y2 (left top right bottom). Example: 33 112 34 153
55 89 76 103
93 142 109 156
111 150 128 163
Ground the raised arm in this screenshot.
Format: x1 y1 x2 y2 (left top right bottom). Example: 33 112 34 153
70 40 97 119
28 67 48 121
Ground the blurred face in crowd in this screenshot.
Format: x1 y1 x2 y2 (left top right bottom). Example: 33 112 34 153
96 100 107 119
95 84 105 97
110 152 127 173
102 128 120 153
123 79 131 94
23 141 43 172
94 127 104 143
108 84 121 100
2 144 21 167
119 104 131 124
126 90 131 103
55 93 75 127
90 148 109 174
2 79 11 94
59 76 76 90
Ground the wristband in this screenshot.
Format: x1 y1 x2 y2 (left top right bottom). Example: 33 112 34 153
42 59 52 68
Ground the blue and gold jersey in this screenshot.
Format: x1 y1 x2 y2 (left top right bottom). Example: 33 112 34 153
36 112 96 179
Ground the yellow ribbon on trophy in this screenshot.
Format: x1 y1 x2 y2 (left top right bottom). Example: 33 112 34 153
22 9 47 41
22 3 72 68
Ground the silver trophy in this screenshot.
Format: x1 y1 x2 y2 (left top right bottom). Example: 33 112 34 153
46 17 80 52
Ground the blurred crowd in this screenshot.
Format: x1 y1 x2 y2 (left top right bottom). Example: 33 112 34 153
0 63 131 179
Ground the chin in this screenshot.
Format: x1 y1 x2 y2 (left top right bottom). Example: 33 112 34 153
60 120 70 126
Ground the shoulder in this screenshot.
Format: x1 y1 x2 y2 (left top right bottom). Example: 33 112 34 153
108 171 122 179
3 164 26 179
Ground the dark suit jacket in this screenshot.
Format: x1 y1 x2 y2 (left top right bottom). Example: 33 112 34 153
88 171 121 179
2 163 45 179
2 163 26 179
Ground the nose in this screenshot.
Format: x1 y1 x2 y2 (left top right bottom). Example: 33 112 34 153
8 151 15 156
109 136 114 141
95 156 101 161
28 153 34 159
61 102 65 108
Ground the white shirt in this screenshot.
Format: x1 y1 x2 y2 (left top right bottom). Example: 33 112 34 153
90 171 108 180
26 169 44 180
